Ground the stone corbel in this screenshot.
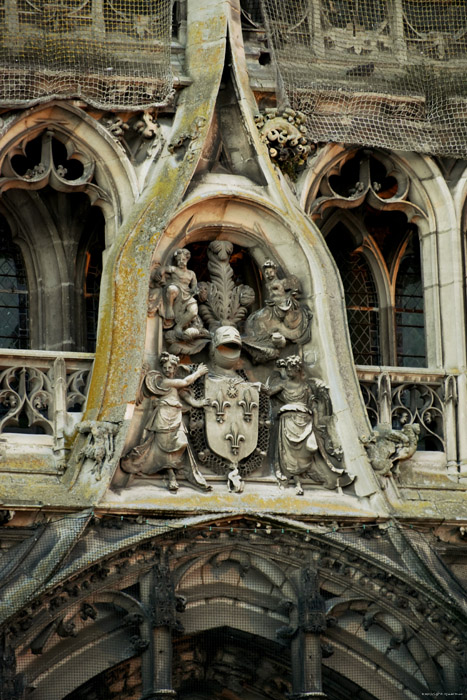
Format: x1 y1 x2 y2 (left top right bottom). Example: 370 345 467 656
361 422 420 479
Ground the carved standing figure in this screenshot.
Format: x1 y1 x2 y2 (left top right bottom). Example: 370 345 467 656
120 353 211 492
267 356 353 495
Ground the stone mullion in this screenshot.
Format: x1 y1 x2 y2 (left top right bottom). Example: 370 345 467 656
139 561 181 700
289 567 327 699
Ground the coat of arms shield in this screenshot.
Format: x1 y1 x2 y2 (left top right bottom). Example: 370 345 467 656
204 375 260 464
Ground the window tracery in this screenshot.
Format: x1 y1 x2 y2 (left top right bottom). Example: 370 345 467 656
0 128 107 353
311 149 427 368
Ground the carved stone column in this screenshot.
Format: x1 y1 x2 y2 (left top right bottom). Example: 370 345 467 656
290 568 327 699
140 560 184 700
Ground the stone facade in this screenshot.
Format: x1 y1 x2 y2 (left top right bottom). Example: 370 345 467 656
0 2 467 699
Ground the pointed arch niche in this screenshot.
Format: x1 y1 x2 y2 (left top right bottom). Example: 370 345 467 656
307 149 428 369
0 102 138 351
114 190 378 500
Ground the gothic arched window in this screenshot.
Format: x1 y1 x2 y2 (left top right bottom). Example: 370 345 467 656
312 150 427 368
327 223 381 365
0 216 29 349
395 231 426 367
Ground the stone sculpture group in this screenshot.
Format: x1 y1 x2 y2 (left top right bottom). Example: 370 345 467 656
116 240 417 494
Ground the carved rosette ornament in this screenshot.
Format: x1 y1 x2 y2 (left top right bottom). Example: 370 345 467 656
117 238 355 495
255 108 315 177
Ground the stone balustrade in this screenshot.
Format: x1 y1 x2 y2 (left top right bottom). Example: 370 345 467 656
0 350 94 464
357 366 458 466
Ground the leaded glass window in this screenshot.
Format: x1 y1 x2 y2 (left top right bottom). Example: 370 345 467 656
83 227 104 353
0 218 29 349
327 224 381 365
395 232 426 367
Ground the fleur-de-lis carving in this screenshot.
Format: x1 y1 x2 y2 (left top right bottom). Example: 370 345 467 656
211 393 231 423
225 423 245 456
238 389 258 422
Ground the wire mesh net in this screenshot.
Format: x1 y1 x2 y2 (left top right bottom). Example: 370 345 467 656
1 516 466 699
259 0 467 157
0 0 173 110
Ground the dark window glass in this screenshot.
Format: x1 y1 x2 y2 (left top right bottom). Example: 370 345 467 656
395 232 426 367
328 225 381 365
0 218 29 349
84 228 104 353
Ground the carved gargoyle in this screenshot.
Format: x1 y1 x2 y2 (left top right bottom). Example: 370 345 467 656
77 420 120 480
362 423 420 477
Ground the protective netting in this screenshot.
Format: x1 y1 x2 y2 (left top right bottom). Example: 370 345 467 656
0 0 173 110
2 516 467 699
259 0 467 157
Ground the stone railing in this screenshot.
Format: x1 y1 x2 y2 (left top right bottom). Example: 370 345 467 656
0 350 94 461
357 366 458 465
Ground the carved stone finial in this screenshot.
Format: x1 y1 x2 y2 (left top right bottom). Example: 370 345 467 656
255 108 315 177
362 422 420 477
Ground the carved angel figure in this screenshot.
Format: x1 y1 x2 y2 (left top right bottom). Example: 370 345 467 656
120 353 211 492
243 260 312 363
267 356 354 495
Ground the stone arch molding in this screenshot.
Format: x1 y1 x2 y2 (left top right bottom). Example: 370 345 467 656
111 188 381 502
0 101 140 244
1 514 466 700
